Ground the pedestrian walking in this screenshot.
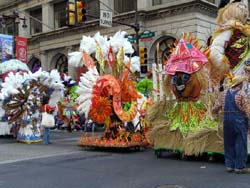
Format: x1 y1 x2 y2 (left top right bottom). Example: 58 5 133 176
41 96 55 145
212 75 250 174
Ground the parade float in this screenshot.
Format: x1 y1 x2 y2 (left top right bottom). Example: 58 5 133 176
0 63 64 143
147 0 250 158
146 34 224 158
206 0 250 154
57 74 81 131
69 31 149 150
0 59 30 136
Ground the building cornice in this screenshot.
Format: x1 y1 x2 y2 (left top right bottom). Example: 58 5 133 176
0 0 24 11
145 0 217 20
28 0 218 45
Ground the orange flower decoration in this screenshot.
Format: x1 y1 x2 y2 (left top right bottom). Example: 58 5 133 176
89 96 112 123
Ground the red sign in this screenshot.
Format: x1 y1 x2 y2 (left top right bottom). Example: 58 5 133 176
140 38 153 42
15 36 27 64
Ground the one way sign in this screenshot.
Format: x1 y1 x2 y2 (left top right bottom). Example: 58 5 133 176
100 10 112 27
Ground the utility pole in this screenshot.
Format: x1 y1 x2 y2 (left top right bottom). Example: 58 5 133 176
134 0 140 56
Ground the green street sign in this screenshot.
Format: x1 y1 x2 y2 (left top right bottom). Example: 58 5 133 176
127 35 135 43
139 30 155 39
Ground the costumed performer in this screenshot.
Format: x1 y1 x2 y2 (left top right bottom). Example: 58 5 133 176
212 75 250 174
146 34 222 157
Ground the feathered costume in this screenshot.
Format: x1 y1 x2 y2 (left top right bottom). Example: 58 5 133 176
69 31 149 148
146 35 224 157
0 62 64 143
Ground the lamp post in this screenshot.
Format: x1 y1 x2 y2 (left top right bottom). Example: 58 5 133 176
134 0 140 56
0 11 27 58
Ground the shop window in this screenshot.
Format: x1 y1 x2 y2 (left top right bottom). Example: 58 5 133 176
54 1 67 28
30 8 42 35
114 0 135 13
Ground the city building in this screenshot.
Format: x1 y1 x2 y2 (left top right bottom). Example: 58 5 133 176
0 0 245 78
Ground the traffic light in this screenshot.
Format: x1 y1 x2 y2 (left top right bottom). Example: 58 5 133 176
66 1 76 26
76 0 87 24
139 47 147 64
139 47 148 74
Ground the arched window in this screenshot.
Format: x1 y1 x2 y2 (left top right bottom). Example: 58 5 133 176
28 56 41 73
51 53 68 73
154 36 176 64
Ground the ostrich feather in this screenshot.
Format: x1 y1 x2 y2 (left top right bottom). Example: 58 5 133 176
78 82 93 93
76 94 92 103
123 39 134 54
130 56 140 73
77 100 92 116
68 51 83 67
83 70 99 82
80 35 96 54
80 75 91 86
108 31 134 54
49 89 64 107
94 32 109 58
109 31 127 53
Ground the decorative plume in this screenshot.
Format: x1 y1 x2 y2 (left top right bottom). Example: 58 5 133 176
68 52 83 67
109 30 134 54
94 32 109 58
80 35 96 54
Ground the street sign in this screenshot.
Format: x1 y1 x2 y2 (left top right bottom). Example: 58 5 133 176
127 35 135 44
140 30 155 39
100 10 112 27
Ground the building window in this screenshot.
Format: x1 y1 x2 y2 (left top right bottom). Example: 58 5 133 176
152 0 161 6
30 8 42 35
51 53 68 73
86 0 100 21
152 0 177 6
154 37 176 64
153 0 215 5
114 0 135 13
54 1 67 28
205 0 215 3
28 56 41 73
0 18 18 36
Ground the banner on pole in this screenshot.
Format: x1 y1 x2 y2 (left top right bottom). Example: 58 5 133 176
16 36 28 64
0 34 14 62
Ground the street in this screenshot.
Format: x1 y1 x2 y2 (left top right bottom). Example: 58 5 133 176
0 131 249 188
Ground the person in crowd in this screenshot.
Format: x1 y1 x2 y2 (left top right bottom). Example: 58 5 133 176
41 96 55 145
212 75 250 174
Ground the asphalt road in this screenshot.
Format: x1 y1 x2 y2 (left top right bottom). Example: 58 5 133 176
0 131 250 188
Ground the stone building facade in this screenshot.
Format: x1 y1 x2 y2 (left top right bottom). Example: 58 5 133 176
0 0 240 78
